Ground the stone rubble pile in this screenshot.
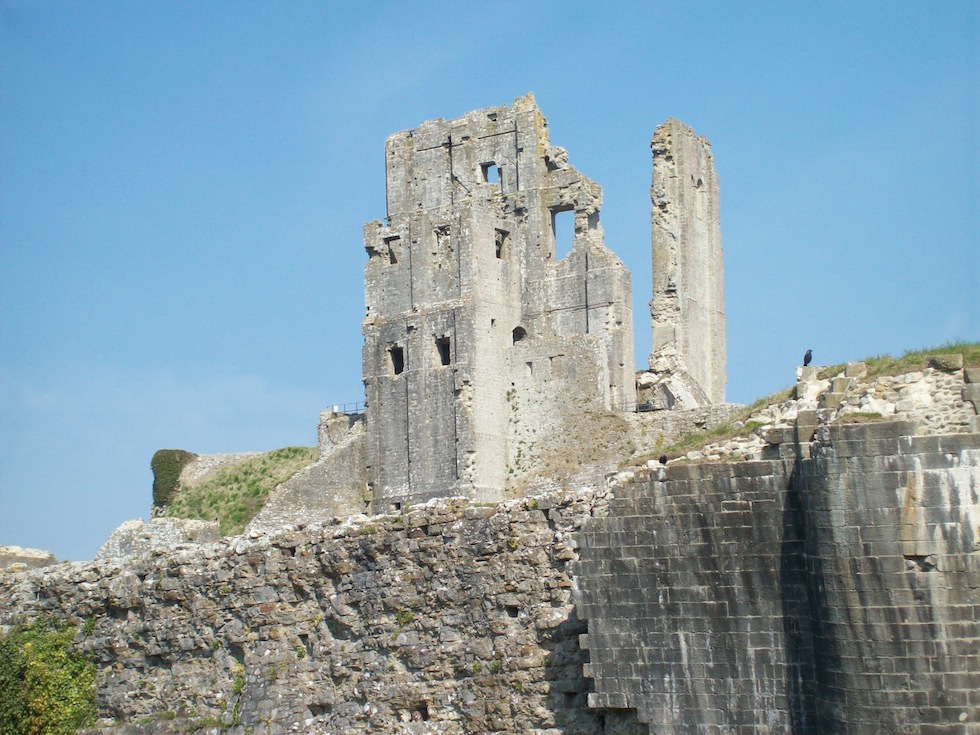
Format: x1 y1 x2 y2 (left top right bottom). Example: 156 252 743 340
615 359 979 484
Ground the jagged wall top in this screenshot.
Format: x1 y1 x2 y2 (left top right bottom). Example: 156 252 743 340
650 118 726 404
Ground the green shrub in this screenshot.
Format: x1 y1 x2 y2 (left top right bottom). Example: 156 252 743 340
0 618 97 734
151 449 198 507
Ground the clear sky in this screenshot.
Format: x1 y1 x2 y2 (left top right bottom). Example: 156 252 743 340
1 2 976 561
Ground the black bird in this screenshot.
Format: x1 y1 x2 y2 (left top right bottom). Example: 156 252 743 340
803 349 813 367
659 454 668 465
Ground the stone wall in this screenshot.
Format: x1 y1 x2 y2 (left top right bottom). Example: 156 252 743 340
574 420 980 734
97 518 220 561
649 120 725 404
2 422 975 734
245 412 369 533
0 545 58 571
362 95 635 511
1 491 617 735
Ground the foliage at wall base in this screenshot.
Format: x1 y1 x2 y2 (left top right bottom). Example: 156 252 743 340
0 617 97 734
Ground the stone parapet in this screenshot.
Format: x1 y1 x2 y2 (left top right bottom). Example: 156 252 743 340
2 490 616 734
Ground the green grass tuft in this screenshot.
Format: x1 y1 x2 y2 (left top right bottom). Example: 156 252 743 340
861 341 980 379
164 446 317 536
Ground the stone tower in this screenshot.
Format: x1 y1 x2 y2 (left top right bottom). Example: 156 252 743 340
649 119 726 404
362 95 634 510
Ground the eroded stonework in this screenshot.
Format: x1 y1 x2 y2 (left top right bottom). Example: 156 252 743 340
363 95 635 510
649 120 726 405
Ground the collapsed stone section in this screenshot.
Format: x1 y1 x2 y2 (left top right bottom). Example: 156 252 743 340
649 119 726 405
363 94 635 510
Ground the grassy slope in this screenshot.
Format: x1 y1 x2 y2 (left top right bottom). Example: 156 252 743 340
164 446 318 536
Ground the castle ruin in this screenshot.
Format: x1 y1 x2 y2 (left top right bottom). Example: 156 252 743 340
4 97 978 735
362 95 639 510
643 119 726 409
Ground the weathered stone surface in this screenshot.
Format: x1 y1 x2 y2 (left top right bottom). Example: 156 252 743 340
649 119 726 405
2 491 613 735
97 518 220 561
929 353 964 371
2 422 977 734
575 420 980 734
246 412 368 533
0 544 58 571
362 95 635 510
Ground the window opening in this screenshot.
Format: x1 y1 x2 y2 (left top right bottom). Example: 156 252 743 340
481 162 501 186
512 326 527 344
388 344 405 375
435 336 451 366
384 236 400 265
494 228 509 259
551 208 574 259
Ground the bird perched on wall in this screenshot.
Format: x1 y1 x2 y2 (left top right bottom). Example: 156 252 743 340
803 349 813 367
659 454 668 465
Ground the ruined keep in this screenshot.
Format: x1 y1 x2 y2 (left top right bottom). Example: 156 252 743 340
649 119 726 406
2 98 979 735
362 95 635 511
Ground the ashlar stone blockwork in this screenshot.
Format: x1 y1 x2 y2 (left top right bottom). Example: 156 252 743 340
650 120 726 405
363 95 635 510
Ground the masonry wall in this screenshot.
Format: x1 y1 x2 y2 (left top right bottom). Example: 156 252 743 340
649 120 725 404
2 492 615 735
362 96 635 510
574 421 980 734
801 422 980 734
2 423 977 734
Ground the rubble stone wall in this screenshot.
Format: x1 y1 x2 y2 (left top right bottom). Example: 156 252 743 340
1 492 619 735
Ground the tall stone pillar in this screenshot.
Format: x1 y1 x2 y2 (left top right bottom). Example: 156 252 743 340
649 119 726 404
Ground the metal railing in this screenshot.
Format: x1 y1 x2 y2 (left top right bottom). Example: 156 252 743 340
328 402 366 415
617 400 666 414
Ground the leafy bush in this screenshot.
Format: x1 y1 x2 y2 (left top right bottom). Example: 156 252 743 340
151 449 198 507
0 618 97 734
164 446 317 536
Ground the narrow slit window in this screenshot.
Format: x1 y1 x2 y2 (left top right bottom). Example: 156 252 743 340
388 344 405 375
494 228 509 259
435 336 451 366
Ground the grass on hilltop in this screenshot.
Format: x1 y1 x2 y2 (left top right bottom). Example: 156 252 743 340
163 446 318 536
630 341 978 465
817 340 980 381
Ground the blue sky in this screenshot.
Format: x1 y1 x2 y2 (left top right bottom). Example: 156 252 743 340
1 2 976 561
